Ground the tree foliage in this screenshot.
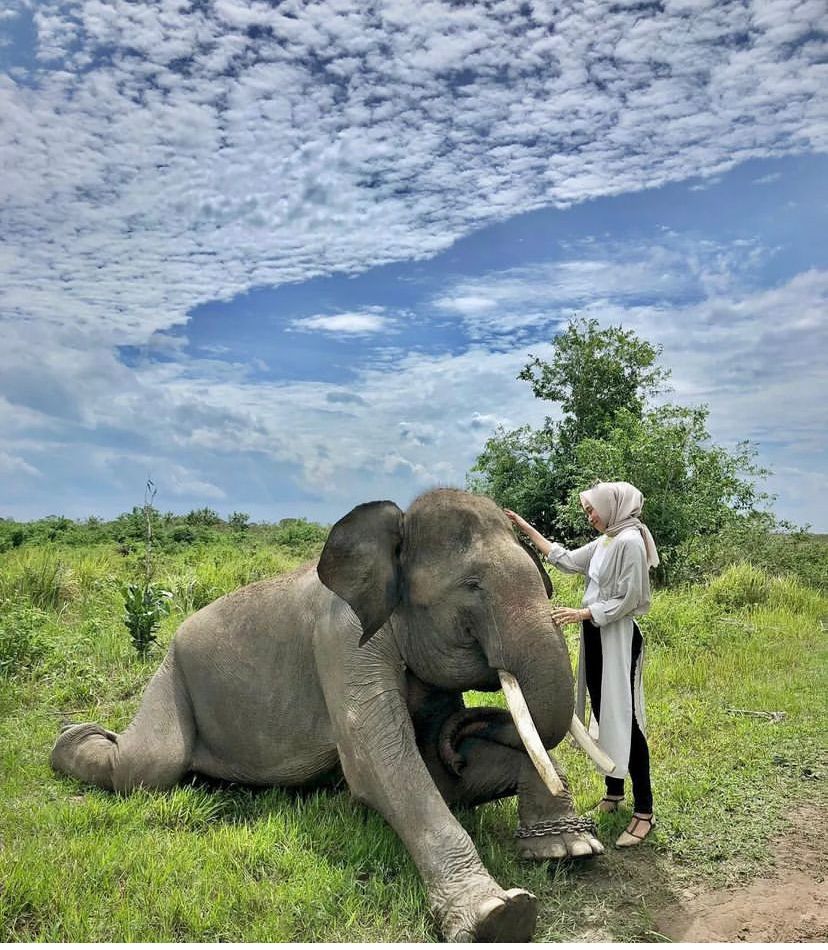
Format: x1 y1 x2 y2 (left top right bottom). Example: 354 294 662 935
518 318 669 446
469 317 774 583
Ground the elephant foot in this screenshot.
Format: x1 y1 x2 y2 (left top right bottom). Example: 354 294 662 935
440 885 538 943
516 820 604 861
58 722 117 742
51 722 119 789
474 888 538 942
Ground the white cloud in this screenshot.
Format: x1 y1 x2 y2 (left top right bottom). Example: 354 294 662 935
0 451 41 478
431 238 760 340
167 464 227 500
753 172 783 185
1 0 826 348
289 309 393 335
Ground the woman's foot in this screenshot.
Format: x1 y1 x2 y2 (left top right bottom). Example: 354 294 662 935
597 794 625 813
615 812 654 847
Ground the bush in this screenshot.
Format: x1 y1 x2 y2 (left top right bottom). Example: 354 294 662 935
185 508 223 527
637 592 720 649
170 526 197 545
265 519 328 557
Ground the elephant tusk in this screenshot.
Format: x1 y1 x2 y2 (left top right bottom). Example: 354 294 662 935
498 671 565 796
568 714 616 775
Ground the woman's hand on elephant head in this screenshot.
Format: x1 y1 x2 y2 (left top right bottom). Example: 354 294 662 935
502 509 525 529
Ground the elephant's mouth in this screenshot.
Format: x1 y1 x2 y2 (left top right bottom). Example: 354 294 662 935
498 671 615 794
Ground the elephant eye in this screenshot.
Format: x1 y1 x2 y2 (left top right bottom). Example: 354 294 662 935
464 577 483 591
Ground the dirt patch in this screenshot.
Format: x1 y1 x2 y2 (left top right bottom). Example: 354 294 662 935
653 804 828 942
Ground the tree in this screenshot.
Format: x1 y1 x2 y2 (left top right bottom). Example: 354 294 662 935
518 318 669 446
468 318 773 582
185 507 222 527
229 511 250 532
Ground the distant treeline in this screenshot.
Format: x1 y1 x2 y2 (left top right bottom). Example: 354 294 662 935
1 507 826 592
0 508 329 556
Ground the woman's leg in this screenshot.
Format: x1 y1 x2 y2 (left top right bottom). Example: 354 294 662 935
582 619 603 719
627 623 653 814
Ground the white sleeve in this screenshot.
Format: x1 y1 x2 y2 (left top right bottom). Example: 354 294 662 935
588 537 647 627
545 540 597 576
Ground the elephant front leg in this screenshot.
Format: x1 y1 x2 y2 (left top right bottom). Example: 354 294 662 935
335 701 540 941
318 656 537 939
429 731 604 861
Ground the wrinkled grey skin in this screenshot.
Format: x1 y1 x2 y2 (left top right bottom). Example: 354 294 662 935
52 489 599 942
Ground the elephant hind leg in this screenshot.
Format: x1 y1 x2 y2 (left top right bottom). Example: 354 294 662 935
51 653 195 793
51 722 120 790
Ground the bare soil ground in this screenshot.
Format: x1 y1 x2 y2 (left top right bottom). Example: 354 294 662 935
652 803 828 943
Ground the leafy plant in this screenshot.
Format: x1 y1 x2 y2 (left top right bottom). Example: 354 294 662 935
121 480 171 656
228 511 250 532
122 582 172 657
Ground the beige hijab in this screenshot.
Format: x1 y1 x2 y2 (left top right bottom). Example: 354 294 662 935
579 481 660 568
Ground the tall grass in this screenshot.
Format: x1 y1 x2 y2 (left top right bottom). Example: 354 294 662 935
160 549 298 614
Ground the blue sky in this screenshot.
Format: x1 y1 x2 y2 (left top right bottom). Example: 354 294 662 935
1 0 826 529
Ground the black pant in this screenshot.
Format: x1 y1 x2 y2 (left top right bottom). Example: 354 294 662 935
582 619 653 814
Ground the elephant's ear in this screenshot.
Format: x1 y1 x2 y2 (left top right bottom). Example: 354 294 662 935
317 500 404 645
515 535 554 599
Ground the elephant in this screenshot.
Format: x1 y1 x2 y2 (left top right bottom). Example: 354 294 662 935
51 489 612 942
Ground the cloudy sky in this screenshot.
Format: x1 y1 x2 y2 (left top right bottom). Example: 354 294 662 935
1 0 826 530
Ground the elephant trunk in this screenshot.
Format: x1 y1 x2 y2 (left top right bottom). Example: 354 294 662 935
481 605 575 757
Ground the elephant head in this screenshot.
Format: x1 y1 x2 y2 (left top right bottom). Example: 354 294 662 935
317 489 611 795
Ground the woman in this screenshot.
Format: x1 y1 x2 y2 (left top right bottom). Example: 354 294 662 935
504 481 659 847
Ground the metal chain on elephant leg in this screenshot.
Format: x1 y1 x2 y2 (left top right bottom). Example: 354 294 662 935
515 815 599 839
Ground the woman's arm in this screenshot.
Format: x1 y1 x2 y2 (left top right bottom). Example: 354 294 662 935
502 509 552 556
588 537 648 627
504 509 595 577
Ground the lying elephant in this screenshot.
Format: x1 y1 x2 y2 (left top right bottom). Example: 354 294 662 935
52 489 610 942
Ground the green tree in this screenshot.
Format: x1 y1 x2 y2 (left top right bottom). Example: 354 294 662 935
518 318 669 446
469 318 773 582
229 511 250 532
185 507 223 527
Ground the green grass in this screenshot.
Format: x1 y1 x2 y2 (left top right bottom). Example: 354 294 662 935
0 539 825 941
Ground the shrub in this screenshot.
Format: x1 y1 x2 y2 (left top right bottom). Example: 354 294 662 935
171 525 197 545
266 519 328 557
185 507 223 527
637 592 719 649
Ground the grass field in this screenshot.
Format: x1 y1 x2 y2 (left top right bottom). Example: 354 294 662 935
1 537 826 941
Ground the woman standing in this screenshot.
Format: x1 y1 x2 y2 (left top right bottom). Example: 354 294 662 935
504 481 659 847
